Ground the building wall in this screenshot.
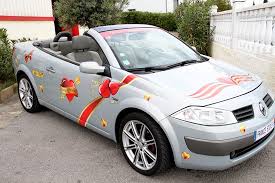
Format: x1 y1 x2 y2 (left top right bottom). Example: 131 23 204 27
125 0 184 13
0 0 55 40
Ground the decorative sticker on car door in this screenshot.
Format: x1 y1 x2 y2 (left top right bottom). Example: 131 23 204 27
190 75 253 100
32 70 44 78
60 77 80 102
24 50 34 63
78 74 137 127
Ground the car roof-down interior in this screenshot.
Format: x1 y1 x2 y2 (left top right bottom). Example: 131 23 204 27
36 32 104 66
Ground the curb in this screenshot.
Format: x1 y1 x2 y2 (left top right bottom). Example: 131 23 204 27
0 83 17 103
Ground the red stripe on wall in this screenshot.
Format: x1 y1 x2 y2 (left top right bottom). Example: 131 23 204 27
0 16 55 21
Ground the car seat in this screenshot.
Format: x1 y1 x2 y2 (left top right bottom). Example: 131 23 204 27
66 35 102 65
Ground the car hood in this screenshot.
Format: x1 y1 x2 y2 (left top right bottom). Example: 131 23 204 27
139 60 262 106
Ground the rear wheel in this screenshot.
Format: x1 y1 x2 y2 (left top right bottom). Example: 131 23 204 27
119 112 173 175
18 75 42 113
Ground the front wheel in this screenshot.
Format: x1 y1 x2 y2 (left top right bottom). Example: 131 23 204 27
119 112 173 175
18 74 42 113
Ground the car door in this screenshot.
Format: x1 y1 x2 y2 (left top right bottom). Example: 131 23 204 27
43 43 110 129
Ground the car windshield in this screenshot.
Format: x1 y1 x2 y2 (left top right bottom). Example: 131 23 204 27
101 28 202 71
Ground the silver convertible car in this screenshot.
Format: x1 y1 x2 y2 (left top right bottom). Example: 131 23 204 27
12 24 275 175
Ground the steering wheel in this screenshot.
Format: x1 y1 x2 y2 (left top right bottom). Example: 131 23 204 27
53 32 72 42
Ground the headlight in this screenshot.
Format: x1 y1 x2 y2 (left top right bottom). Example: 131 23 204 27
171 106 237 126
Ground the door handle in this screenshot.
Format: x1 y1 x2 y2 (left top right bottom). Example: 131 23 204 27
46 66 55 73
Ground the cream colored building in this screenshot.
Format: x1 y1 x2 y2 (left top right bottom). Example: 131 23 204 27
0 0 55 40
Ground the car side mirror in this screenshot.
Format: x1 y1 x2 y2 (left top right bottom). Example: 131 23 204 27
79 62 105 74
191 46 197 51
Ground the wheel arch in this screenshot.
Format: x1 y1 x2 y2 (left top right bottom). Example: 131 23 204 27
16 70 26 80
16 65 39 97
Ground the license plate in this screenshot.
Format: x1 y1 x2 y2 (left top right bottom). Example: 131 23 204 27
254 121 274 142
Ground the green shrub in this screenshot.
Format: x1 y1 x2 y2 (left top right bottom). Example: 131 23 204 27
0 28 14 82
54 0 128 28
206 0 232 12
121 12 177 31
175 0 214 55
11 37 31 45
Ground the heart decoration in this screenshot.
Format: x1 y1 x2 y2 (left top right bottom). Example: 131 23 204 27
24 50 34 63
60 78 78 102
61 78 75 88
99 79 122 98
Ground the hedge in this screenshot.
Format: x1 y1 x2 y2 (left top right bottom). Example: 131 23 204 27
0 28 14 82
175 1 213 55
121 11 177 31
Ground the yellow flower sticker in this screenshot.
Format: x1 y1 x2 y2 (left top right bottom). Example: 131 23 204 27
101 118 108 128
75 76 81 85
39 85 44 93
32 70 44 78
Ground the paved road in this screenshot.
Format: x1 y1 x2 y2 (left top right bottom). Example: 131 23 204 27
0 96 274 183
0 59 275 183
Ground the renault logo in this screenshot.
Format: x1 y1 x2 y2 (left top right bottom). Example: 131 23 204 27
259 102 267 116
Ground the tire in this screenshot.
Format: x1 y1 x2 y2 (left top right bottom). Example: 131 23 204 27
17 74 42 113
119 112 173 175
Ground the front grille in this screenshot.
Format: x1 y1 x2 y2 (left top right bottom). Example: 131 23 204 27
233 105 254 122
263 93 274 108
230 129 274 159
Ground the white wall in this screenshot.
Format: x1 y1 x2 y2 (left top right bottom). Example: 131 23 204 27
0 0 55 40
0 0 53 16
125 0 176 13
0 21 55 40
211 1 275 89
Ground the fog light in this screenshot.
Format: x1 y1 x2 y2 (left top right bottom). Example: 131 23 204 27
182 152 191 160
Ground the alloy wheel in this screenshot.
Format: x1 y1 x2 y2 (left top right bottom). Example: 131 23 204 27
18 78 34 109
122 120 157 171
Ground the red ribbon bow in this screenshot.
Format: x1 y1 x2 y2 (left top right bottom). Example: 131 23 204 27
99 79 122 98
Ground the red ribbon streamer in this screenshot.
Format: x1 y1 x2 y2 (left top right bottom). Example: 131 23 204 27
78 74 137 127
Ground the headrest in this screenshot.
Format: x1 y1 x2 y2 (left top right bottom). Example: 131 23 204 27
39 39 52 48
72 35 92 50
50 42 60 51
72 35 99 51
59 41 73 55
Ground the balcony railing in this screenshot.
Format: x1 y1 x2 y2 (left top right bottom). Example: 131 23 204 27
210 2 275 56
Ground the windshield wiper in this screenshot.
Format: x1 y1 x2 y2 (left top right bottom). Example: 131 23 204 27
163 59 201 70
126 59 202 73
126 66 167 73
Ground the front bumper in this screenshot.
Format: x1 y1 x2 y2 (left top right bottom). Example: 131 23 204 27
162 90 275 170
184 131 261 156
